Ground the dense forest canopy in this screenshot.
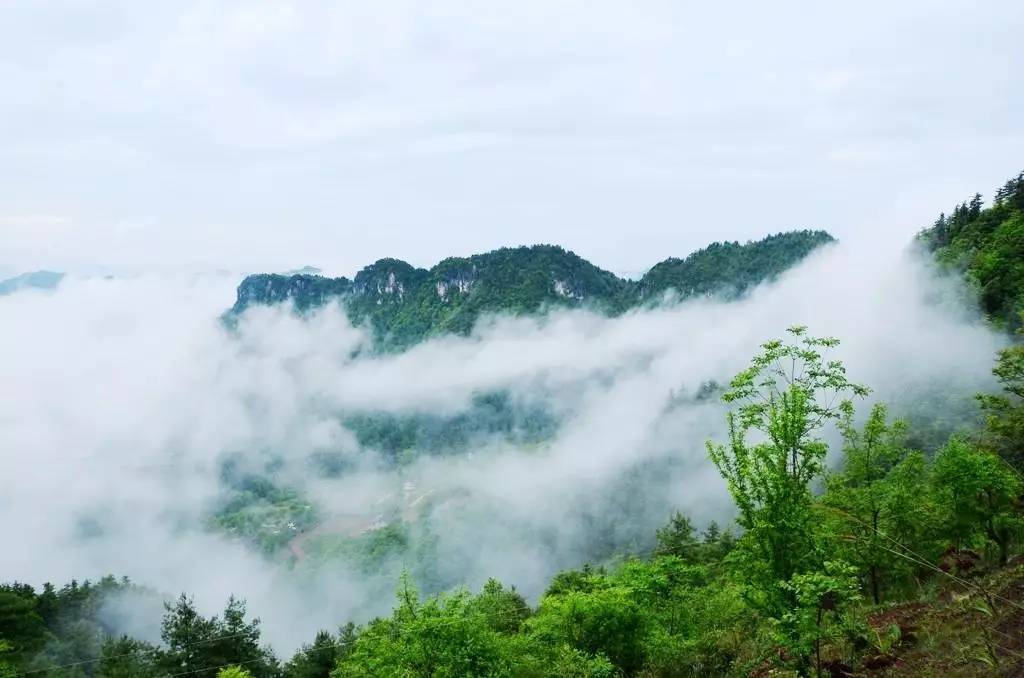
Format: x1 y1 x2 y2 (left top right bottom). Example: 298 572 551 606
917 171 1024 330
4 173 1024 676
229 231 835 349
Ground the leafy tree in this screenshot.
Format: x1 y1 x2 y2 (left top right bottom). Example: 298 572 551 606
654 511 700 560
979 342 1024 469
918 171 1024 328
0 640 16 678
700 521 737 562
467 579 531 634
542 645 616 678
707 326 868 596
776 561 861 677
284 626 355 678
334 576 517 677
528 582 648 674
544 564 607 597
932 438 1022 565
823 404 915 603
158 594 278 678
218 667 254 678
707 326 868 669
98 635 159 677
878 451 942 585
0 585 47 670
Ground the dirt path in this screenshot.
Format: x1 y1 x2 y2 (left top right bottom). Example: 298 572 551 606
287 513 380 561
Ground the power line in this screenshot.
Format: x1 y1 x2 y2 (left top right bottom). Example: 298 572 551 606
16 632 256 677
12 598 533 677
823 504 1024 615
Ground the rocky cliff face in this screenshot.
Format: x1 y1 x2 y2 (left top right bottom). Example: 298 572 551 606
231 273 351 314
227 232 835 348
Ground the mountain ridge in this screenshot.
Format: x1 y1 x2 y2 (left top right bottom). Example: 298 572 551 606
229 230 835 348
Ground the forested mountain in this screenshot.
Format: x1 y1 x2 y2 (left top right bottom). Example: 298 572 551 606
917 171 1024 330
229 231 834 348
6 175 1024 677
636 231 834 300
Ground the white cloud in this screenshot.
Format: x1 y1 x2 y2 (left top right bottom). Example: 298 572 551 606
0 242 1005 650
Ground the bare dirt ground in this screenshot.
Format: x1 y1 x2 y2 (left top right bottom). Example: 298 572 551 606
287 513 380 560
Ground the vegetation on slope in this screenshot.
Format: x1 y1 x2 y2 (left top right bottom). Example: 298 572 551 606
918 171 1024 330
229 231 835 349
5 317 1024 676
5 175 1024 676
637 230 834 301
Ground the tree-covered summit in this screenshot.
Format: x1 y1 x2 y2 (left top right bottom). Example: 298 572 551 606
917 170 1024 329
229 232 835 348
638 230 834 301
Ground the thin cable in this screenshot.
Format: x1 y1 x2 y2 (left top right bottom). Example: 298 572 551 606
15 632 256 677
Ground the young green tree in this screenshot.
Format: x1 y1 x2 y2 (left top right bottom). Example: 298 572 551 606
979 342 1024 470
932 438 1022 565
707 326 868 669
823 404 913 603
654 511 700 560
877 451 941 586
218 667 254 678
0 585 47 671
778 561 861 678
284 626 355 678
98 635 159 677
334 577 516 678
0 640 16 678
158 594 278 678
467 579 531 634
528 581 648 674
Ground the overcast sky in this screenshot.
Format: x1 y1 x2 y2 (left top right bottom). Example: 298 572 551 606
1 0 1022 277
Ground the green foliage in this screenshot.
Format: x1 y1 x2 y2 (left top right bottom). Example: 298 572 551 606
822 404 927 603
343 391 558 465
0 576 153 676
654 511 700 559
330 574 622 677
158 594 278 678
468 579 531 634
334 577 521 677
219 667 254 678
529 555 751 676
301 522 409 574
230 233 836 350
653 512 736 563
931 438 1022 565
8 289 1024 677
638 230 835 301
773 561 861 677
283 625 355 678
918 171 1024 329
98 635 159 677
707 327 868 617
529 579 648 673
210 478 318 555
0 640 16 678
978 343 1024 469
0 584 47 669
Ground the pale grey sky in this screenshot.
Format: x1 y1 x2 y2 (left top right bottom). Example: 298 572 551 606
1 0 1022 276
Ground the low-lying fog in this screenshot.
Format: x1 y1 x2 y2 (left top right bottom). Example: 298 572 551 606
0 241 1005 651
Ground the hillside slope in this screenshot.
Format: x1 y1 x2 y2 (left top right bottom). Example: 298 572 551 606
917 171 1024 329
229 230 834 348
